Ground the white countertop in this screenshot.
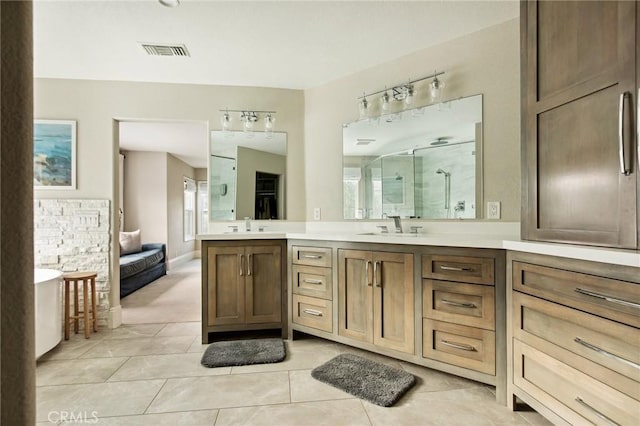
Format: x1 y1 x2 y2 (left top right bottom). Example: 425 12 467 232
198 230 640 268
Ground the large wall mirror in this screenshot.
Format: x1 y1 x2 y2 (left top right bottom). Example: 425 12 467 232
343 94 483 220
210 131 287 221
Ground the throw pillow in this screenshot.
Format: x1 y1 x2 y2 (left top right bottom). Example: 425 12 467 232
120 229 141 255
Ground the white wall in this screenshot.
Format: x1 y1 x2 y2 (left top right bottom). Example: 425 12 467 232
167 153 197 260
35 79 305 323
303 19 520 221
122 151 168 245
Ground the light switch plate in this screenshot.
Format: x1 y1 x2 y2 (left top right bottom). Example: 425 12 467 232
487 201 501 220
313 207 321 221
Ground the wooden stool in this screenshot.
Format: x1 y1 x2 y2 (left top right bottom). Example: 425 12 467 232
63 272 98 339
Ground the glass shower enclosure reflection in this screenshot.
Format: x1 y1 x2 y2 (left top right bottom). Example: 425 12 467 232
209 155 236 220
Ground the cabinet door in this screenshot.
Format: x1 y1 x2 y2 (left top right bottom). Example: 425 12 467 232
245 245 282 324
373 252 414 354
206 246 245 326
522 1 637 248
338 249 373 343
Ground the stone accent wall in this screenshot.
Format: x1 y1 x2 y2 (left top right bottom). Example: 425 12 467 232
34 199 111 327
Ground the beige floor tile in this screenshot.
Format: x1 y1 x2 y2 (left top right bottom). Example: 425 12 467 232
38 338 102 361
156 321 201 337
79 335 194 358
146 371 290 413
363 387 530 426
37 357 128 386
517 410 555 425
336 344 406 369
187 335 208 353
36 380 165 423
77 410 218 425
289 369 354 403
398 361 485 393
229 338 341 374
215 399 372 426
108 352 231 381
104 323 165 339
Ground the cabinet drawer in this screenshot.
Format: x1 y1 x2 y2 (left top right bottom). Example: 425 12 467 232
422 319 495 375
422 255 494 285
514 292 640 400
514 339 639 426
292 246 332 267
292 294 333 333
513 261 640 327
292 265 332 300
423 280 495 331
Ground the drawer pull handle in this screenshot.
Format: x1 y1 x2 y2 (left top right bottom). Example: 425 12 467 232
574 287 640 309
441 299 477 309
574 338 640 370
303 308 323 317
440 340 477 352
303 278 323 285
239 254 244 276
440 265 474 272
366 260 372 287
575 397 620 426
302 254 322 259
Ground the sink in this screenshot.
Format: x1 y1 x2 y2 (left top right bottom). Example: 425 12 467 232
357 232 419 237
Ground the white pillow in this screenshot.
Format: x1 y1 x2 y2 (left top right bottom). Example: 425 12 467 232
119 229 141 255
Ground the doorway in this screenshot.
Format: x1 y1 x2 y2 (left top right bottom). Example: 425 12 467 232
255 172 279 219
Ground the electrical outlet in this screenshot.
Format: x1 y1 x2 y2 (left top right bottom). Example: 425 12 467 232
487 201 501 220
313 207 321 221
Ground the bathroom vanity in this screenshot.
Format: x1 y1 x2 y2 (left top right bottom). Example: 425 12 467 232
200 229 640 417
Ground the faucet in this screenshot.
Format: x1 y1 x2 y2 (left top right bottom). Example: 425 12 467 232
244 217 251 232
389 216 403 233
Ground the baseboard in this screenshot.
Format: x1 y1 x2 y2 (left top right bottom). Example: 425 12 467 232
108 305 122 329
167 251 196 270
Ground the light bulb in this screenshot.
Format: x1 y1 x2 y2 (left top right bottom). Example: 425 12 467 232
430 76 444 101
404 85 414 107
380 91 390 112
220 112 231 131
358 96 369 119
264 114 275 132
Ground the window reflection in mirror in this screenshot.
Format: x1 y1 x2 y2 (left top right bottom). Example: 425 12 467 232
209 131 287 221
343 94 482 220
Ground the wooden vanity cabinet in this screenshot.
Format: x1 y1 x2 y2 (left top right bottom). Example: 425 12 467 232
338 249 414 355
521 0 639 248
422 254 497 375
507 251 640 425
201 240 286 343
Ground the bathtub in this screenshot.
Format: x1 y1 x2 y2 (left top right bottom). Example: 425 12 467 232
34 268 63 359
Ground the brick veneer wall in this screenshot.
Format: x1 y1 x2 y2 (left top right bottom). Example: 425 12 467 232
34 199 111 327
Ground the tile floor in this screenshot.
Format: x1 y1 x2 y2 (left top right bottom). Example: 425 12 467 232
36 261 552 425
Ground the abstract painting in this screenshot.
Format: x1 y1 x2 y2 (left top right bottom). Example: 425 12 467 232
34 120 76 189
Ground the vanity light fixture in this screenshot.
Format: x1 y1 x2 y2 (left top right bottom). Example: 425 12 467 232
220 110 232 131
357 70 445 114
429 71 445 101
218 109 277 133
264 113 275 133
358 93 369 119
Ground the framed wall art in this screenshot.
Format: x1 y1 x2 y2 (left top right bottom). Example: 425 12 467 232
34 120 76 189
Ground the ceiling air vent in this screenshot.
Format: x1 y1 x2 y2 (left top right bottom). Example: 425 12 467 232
140 43 190 57
356 138 375 146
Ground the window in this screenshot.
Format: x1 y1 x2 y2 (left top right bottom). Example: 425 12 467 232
183 177 196 241
197 180 208 234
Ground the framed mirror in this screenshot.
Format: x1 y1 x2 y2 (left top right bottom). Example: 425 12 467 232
209 131 287 220
343 94 482 220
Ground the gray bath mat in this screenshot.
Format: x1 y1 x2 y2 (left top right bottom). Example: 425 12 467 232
201 338 285 368
311 353 416 407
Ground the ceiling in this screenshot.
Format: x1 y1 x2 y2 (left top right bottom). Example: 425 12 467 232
34 0 519 168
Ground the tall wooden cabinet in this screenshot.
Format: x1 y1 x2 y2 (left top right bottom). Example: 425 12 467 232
521 0 639 248
338 249 414 354
202 240 286 343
